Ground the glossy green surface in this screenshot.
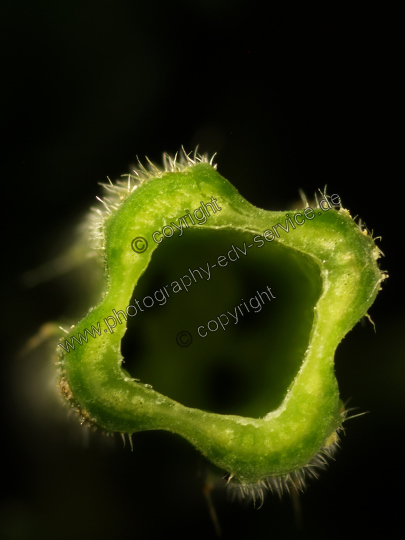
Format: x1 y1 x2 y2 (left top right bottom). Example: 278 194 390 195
58 159 384 484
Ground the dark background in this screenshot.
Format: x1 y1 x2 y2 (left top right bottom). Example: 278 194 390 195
1 1 404 539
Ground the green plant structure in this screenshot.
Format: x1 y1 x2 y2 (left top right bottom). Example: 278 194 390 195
56 148 386 502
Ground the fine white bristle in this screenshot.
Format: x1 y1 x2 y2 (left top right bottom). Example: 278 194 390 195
87 147 216 252
226 405 350 507
226 436 340 508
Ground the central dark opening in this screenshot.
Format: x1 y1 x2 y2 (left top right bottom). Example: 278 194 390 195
121 227 322 417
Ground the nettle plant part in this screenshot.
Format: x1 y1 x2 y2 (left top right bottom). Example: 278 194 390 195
56 148 386 504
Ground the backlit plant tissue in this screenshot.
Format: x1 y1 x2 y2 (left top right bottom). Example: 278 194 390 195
54 148 386 505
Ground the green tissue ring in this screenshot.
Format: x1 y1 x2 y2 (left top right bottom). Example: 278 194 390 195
57 150 385 493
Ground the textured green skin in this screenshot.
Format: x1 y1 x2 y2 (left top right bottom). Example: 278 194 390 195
59 162 383 484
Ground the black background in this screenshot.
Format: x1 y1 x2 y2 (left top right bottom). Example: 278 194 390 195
1 2 404 539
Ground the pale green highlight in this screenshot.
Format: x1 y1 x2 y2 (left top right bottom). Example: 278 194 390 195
58 155 385 486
